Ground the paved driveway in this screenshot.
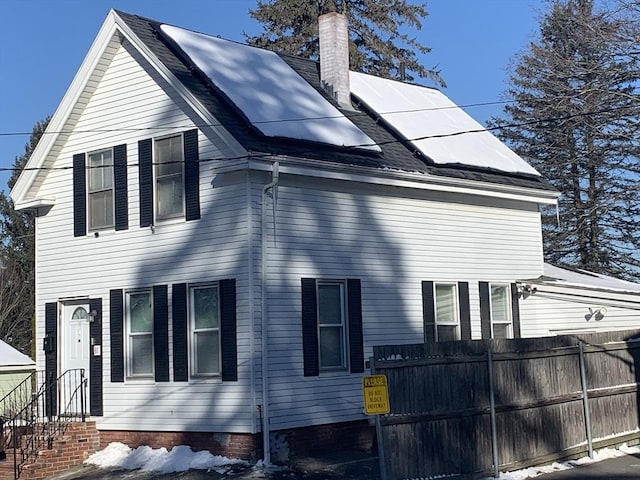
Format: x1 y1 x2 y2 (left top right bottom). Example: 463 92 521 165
49 453 380 480
535 453 640 479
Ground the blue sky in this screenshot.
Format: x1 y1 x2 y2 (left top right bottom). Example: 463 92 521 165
0 0 543 192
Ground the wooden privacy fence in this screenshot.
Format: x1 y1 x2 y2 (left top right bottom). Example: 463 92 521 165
372 330 640 480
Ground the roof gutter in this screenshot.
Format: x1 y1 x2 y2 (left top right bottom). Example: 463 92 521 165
215 156 559 206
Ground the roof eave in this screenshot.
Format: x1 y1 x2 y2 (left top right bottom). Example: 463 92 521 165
216 155 559 205
11 10 122 206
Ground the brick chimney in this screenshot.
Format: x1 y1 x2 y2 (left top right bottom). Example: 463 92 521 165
318 12 351 109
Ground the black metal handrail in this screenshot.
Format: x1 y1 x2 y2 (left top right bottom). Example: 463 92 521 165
0 369 87 480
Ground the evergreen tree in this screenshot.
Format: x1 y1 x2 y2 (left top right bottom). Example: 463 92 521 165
491 0 640 280
246 0 444 85
0 118 49 354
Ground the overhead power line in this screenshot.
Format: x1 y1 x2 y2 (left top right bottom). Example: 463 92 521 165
0 102 637 174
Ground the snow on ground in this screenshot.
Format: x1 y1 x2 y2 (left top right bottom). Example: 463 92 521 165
84 442 249 474
86 441 640 479
481 443 640 480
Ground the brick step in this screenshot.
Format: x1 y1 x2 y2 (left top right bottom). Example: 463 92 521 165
0 450 15 480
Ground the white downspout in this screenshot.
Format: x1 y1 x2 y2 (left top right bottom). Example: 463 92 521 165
261 162 279 465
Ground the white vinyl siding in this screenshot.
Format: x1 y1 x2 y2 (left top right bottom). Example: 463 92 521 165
262 176 544 430
32 42 254 434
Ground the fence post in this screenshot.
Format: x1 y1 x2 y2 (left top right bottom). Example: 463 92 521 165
578 342 593 458
370 356 388 480
487 347 499 478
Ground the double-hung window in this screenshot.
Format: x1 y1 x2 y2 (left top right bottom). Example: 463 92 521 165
317 281 348 370
155 135 184 220
301 278 364 377
73 144 127 236
480 282 520 339
88 149 114 230
126 290 154 377
190 284 221 376
490 284 512 339
434 283 460 341
138 129 200 227
423 281 470 342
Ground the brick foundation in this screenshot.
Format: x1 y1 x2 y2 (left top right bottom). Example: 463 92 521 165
98 420 374 464
273 420 375 457
99 430 263 462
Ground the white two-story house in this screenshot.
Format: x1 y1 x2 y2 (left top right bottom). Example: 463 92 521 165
11 10 559 460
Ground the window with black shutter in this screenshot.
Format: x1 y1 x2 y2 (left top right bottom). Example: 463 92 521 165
138 129 200 226
301 278 364 376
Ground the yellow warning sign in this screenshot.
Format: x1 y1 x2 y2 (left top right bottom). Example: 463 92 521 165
362 374 390 415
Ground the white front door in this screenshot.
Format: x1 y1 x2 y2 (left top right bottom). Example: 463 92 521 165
61 302 91 413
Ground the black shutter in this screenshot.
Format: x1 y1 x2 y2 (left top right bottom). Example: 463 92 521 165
220 279 238 381
138 138 153 227
347 279 364 374
479 282 492 339
73 153 86 237
184 129 201 221
44 302 58 417
153 285 169 382
114 144 128 231
301 278 319 377
110 289 124 382
458 282 472 340
89 298 103 416
172 283 189 382
511 283 522 338
422 281 436 342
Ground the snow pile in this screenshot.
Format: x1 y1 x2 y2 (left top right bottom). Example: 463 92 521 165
482 443 640 480
85 442 248 474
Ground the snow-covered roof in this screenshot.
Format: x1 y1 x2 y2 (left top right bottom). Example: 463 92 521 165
0 340 35 369
160 24 380 153
533 263 640 294
349 71 540 176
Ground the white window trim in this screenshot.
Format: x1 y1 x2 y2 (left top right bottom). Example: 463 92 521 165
189 283 222 378
489 283 513 338
154 133 185 222
125 289 154 379
87 147 115 231
433 282 460 342
317 280 349 372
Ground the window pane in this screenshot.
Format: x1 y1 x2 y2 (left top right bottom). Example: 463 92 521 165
195 331 220 374
437 325 459 342
130 293 152 333
493 323 511 339
194 286 219 329
156 136 182 176
72 307 88 320
89 190 114 229
131 335 153 375
491 285 510 323
157 175 183 218
435 284 457 324
88 150 113 190
318 284 342 325
319 326 343 368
